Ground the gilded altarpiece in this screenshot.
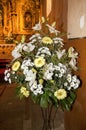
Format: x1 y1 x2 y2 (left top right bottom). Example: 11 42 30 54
0 0 41 39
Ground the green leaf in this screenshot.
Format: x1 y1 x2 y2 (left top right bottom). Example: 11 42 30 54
60 99 70 111
70 91 76 101
40 94 48 108
67 96 74 106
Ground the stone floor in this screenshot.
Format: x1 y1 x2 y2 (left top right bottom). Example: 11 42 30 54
0 81 64 130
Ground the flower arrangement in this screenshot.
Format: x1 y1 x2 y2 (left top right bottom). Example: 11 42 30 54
4 17 80 111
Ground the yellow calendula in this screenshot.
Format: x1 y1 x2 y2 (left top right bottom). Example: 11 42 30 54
12 61 21 71
42 36 53 44
20 86 29 97
54 89 67 100
34 57 45 68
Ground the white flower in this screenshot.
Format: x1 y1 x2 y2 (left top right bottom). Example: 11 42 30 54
29 33 41 41
21 59 34 70
60 68 65 74
8 78 11 84
4 76 8 81
25 70 36 82
69 58 78 71
54 65 60 71
53 37 64 46
12 43 23 59
67 74 72 83
68 47 78 58
56 49 66 59
64 82 68 86
4 69 11 82
4 69 10 75
23 43 35 52
30 81 43 95
32 22 41 31
58 73 63 78
44 71 53 80
36 47 51 57
46 24 60 35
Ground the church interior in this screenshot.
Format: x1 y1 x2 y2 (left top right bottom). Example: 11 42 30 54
0 0 86 130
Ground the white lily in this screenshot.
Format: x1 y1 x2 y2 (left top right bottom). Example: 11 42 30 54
56 49 66 59
69 58 78 71
32 22 41 31
68 47 78 58
46 24 60 35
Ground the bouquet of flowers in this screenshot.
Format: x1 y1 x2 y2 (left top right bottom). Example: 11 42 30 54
4 17 80 111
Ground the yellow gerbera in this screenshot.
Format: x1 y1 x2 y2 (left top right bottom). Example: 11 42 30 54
34 57 45 67
54 89 67 100
12 61 21 71
20 86 29 97
42 36 53 44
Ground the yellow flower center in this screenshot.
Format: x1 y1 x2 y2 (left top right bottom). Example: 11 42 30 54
12 61 21 71
34 57 45 68
54 89 67 100
42 36 53 44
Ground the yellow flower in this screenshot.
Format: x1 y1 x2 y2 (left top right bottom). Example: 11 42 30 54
50 80 54 83
39 79 44 84
42 36 53 44
12 61 21 71
54 89 67 100
32 68 37 73
20 86 29 97
34 57 45 67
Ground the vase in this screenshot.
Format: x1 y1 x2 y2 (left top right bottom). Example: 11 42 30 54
41 105 58 130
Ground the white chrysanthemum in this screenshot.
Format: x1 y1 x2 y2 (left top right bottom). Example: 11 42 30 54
30 81 43 95
4 69 11 84
53 37 64 46
21 58 34 70
67 75 80 90
43 63 54 80
24 70 36 82
36 47 51 57
54 89 67 100
44 71 53 80
64 82 68 87
67 74 72 83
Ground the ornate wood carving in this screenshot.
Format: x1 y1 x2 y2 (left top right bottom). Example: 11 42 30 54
0 0 42 41
22 0 41 33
